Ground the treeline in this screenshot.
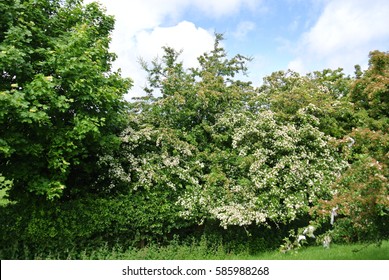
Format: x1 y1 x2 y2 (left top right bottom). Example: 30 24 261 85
0 0 388 259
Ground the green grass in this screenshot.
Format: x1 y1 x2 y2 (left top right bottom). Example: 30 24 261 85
32 239 389 260
248 242 389 260
4 231 388 260
128 241 389 260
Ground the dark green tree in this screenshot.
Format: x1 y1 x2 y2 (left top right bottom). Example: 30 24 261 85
0 0 132 201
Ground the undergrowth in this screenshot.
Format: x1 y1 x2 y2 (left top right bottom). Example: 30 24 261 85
2 237 388 260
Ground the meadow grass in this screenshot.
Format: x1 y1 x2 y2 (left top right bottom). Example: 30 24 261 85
121 240 389 260
247 241 389 260
37 239 388 260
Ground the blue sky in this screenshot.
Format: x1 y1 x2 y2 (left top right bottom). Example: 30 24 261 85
85 0 389 99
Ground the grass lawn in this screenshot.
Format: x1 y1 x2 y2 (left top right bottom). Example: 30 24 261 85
71 239 389 260
247 241 389 260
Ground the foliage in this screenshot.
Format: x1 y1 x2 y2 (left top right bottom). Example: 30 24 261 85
311 51 389 243
346 127 389 166
312 155 388 242
1 1 388 257
350 50 389 130
279 225 317 253
3 232 388 260
0 192 185 258
103 36 347 243
260 68 355 137
0 174 12 190
0 0 132 201
179 106 346 228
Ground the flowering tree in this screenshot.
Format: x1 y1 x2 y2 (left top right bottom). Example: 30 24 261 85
179 106 346 228
96 35 257 240
260 69 355 138
107 37 346 237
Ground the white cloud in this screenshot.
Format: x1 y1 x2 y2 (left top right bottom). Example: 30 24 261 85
132 21 215 93
94 0 259 23
232 21 256 40
84 0 259 99
289 0 389 74
135 21 214 67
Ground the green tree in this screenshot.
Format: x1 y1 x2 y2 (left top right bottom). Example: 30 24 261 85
94 36 260 242
350 50 389 130
311 51 389 243
0 0 132 201
179 105 346 228
260 68 355 137
139 34 256 135
108 37 346 235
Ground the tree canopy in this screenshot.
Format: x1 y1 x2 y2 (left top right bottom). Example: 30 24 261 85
0 0 132 201
105 37 347 233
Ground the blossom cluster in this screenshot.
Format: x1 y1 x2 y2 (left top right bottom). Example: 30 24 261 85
178 107 346 227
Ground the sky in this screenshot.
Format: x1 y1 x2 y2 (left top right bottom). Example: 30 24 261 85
84 0 389 99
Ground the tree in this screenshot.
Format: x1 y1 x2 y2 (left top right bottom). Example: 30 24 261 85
311 51 389 243
95 35 257 242
108 37 346 233
139 34 256 134
179 106 346 228
350 50 389 130
0 0 132 201
312 155 388 242
260 68 355 138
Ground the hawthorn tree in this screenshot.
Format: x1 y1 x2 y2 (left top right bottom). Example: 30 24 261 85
178 105 346 229
260 68 355 138
94 35 258 242
0 0 132 201
104 36 346 238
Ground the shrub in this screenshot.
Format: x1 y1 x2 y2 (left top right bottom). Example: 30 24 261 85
312 156 389 243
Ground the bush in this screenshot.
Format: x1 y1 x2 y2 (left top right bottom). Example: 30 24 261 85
0 192 191 259
312 156 389 243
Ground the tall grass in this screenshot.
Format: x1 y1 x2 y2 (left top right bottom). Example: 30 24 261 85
18 239 389 260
